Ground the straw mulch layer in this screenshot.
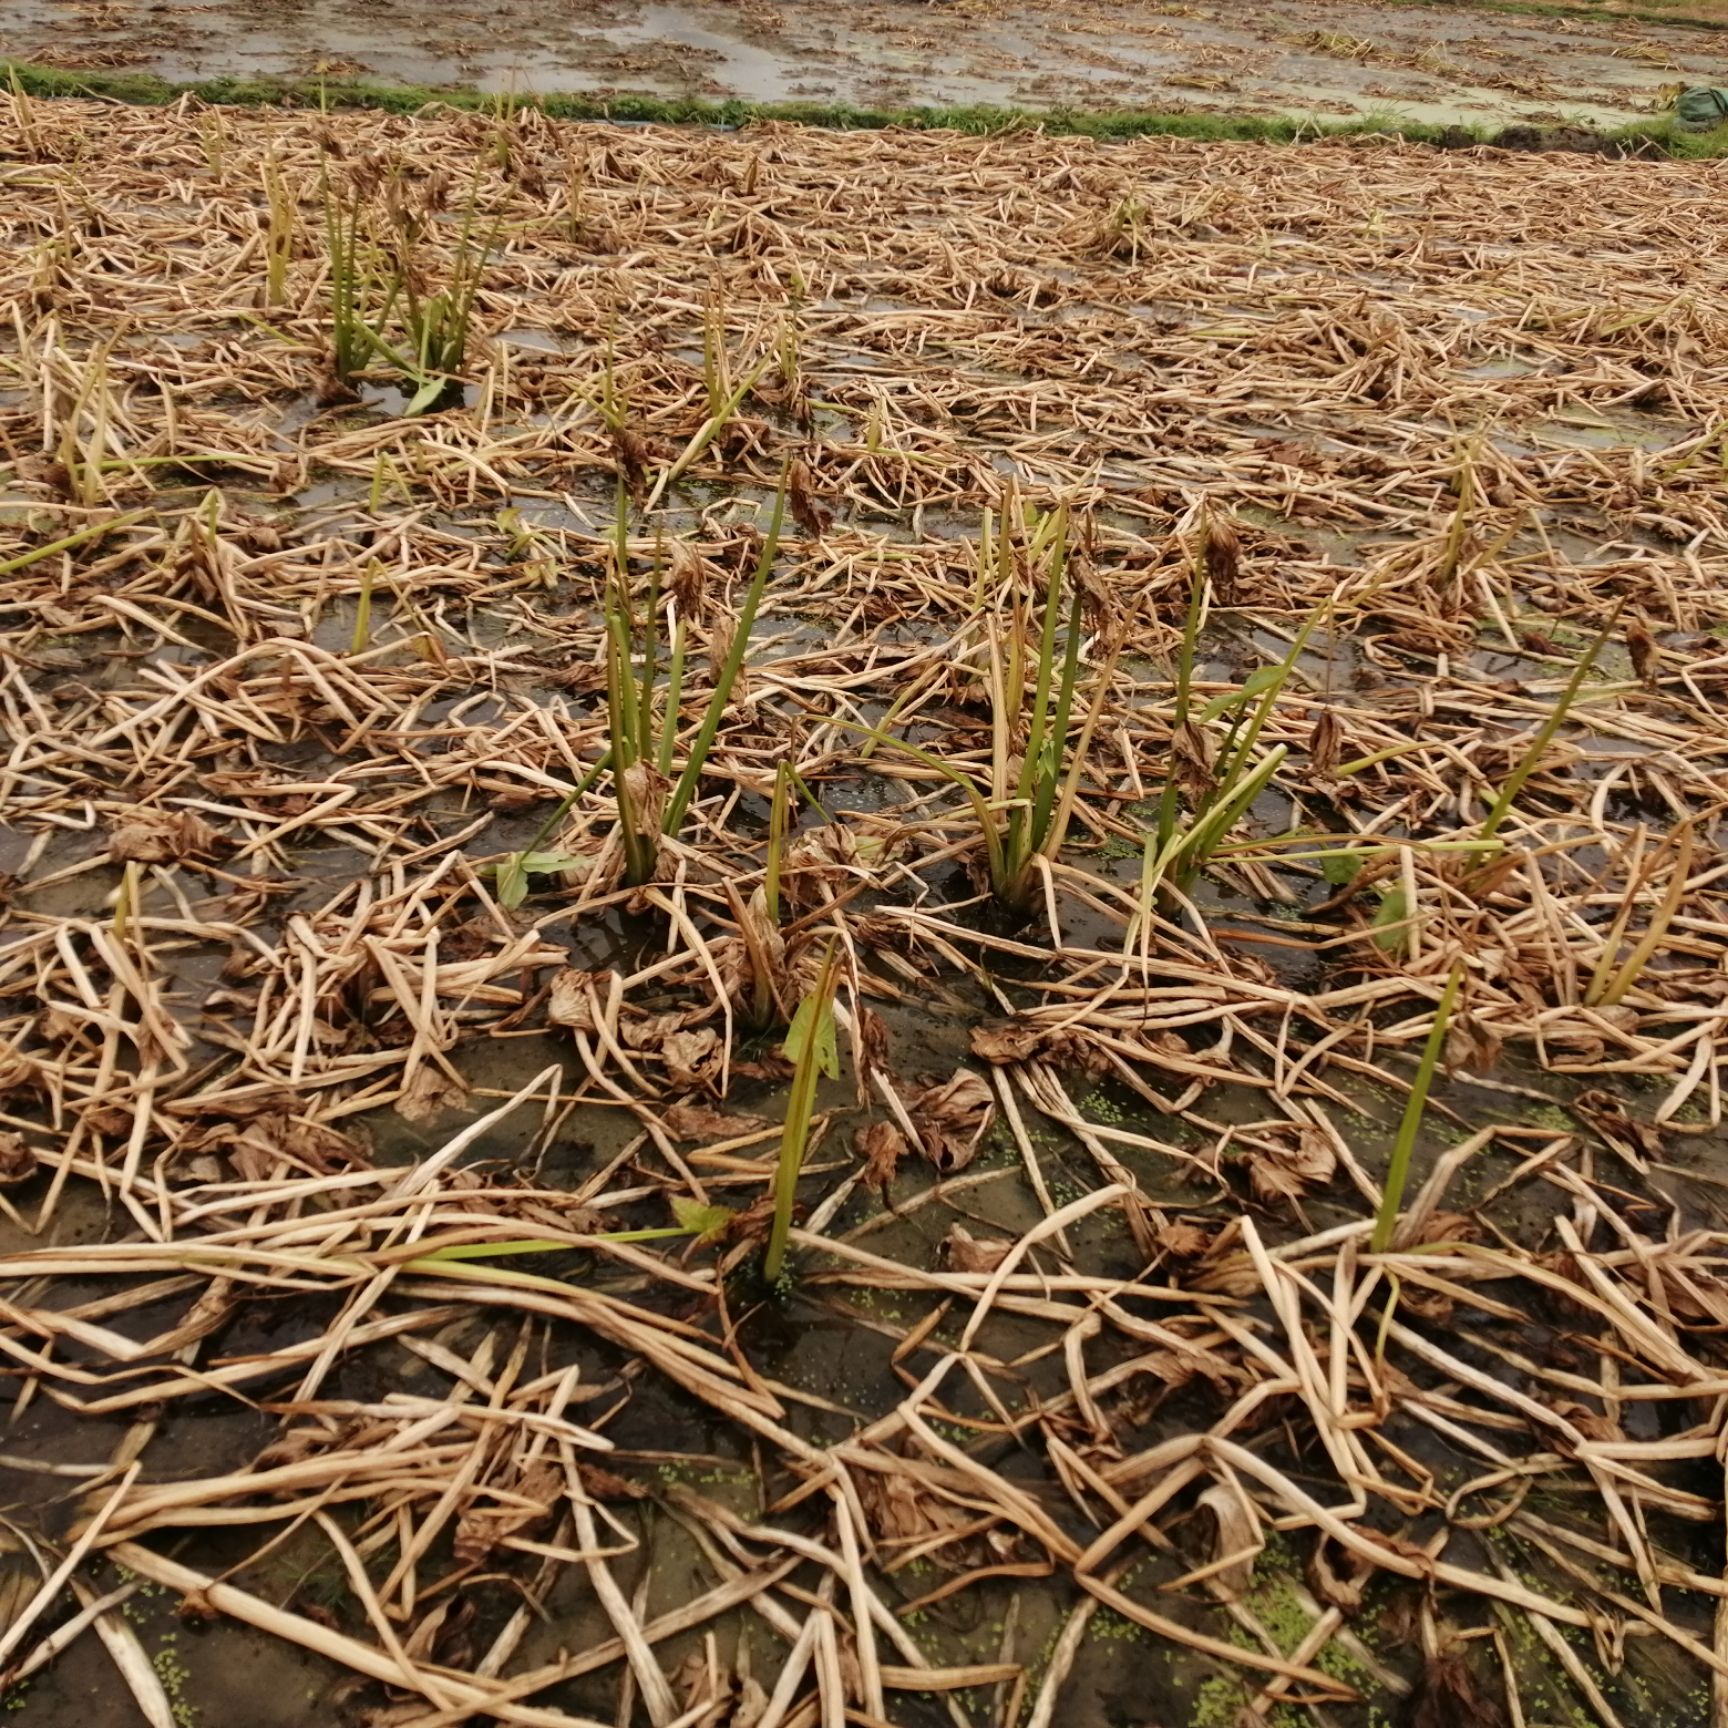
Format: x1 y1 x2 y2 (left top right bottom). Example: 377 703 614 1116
2 93 1728 1728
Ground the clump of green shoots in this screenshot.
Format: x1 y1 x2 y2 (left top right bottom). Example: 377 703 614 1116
1139 515 1321 903
763 939 842 1286
641 322 773 512
383 164 502 411
605 474 786 886
319 155 372 391
316 151 500 411
876 496 1115 917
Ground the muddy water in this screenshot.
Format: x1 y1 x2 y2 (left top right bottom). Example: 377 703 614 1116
2 0 1718 127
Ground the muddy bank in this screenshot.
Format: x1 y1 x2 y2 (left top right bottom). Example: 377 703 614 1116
2 0 1718 128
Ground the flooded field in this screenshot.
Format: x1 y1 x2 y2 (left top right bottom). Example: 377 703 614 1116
2 86 1728 1728
5 0 1728 127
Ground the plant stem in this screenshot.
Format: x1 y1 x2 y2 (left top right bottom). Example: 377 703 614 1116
1371 963 1464 1253
763 939 841 1284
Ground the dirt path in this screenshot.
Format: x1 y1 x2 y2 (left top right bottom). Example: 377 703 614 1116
4 0 1721 125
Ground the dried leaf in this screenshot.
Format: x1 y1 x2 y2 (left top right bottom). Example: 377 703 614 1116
1408 1650 1506 1728
969 1021 1043 1065
855 1120 908 1195
108 806 225 863
662 1027 721 1089
1195 1481 1261 1600
663 1102 764 1142
1154 1218 1213 1260
907 1069 996 1174
396 1065 469 1126
619 761 668 845
578 1462 647 1501
622 1011 684 1050
1201 509 1242 602
0 1131 37 1186
547 967 604 1032
782 825 859 912
1625 617 1658 685
856 1004 891 1078
944 1224 1012 1273
1308 708 1343 775
788 456 831 536
1246 1125 1334 1203
1307 1539 1369 1612
454 1462 558 1564
1169 719 1216 797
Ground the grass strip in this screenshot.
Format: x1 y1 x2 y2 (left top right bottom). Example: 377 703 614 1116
9 61 1728 158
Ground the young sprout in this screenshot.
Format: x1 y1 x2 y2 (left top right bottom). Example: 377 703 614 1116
1139 549 1324 906
1476 603 1624 850
863 500 1116 917
1371 963 1464 1253
320 158 372 388
600 473 787 887
763 939 842 1285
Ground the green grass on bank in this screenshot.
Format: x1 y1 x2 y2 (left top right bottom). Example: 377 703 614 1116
8 61 1728 159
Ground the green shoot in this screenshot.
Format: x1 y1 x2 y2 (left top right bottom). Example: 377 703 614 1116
763 940 842 1285
846 504 1111 915
404 1196 735 1268
642 352 775 513
320 160 371 385
400 208 501 408
493 748 615 909
765 761 791 926
1583 820 1693 1008
1370 963 1464 1253
1139 574 1324 907
1477 604 1623 848
0 512 146 580
603 474 787 885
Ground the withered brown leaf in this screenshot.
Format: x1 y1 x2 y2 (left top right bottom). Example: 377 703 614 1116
855 1120 908 1195
396 1065 469 1126
0 1131 37 1187
108 806 226 864
944 1223 1013 1273
907 1069 996 1174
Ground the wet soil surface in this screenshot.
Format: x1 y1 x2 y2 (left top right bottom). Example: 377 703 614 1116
3 90 1728 1728
4 0 1725 126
